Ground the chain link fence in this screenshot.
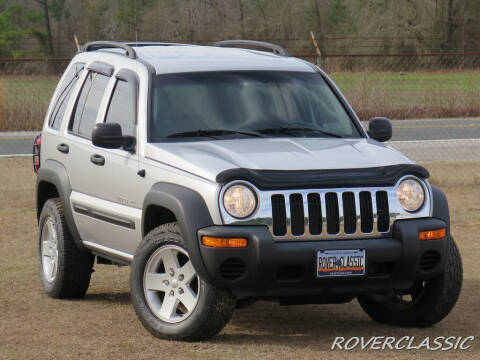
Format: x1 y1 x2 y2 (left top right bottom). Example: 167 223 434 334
0 59 68 132
2 53 480 130
323 53 480 122
0 52 479 183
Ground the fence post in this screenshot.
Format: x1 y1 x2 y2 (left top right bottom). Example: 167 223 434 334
0 78 4 129
74 35 80 52
310 31 321 66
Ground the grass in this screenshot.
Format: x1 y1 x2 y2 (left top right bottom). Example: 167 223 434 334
0 75 58 131
1 70 480 131
330 70 480 120
0 159 479 359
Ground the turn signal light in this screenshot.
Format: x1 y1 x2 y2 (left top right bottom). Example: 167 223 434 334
201 236 248 248
418 228 446 241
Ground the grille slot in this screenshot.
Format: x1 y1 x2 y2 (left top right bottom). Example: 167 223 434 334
420 251 441 271
376 191 390 232
359 191 373 233
271 194 287 236
342 192 356 234
219 258 246 280
325 193 339 234
289 194 304 235
307 193 322 235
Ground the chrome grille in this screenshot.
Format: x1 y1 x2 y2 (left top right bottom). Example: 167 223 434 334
270 190 391 239
220 176 432 241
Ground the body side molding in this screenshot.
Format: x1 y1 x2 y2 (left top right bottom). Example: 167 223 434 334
73 204 136 229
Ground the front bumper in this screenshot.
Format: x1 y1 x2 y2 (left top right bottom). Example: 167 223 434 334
197 218 447 298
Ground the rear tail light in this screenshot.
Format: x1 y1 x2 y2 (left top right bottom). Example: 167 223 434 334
33 134 41 173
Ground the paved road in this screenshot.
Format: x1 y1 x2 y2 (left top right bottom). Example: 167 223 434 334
379 118 480 141
0 132 36 157
1 118 480 162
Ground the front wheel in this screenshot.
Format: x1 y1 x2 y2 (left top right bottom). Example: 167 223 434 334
358 238 462 327
130 223 236 341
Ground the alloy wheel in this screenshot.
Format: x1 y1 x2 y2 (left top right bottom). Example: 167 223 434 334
143 245 200 323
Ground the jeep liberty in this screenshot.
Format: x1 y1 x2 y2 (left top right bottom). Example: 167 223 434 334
34 41 462 341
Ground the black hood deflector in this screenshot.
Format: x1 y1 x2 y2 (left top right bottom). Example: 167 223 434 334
216 164 429 190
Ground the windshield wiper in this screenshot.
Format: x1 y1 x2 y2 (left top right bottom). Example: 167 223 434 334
254 126 344 138
167 129 267 138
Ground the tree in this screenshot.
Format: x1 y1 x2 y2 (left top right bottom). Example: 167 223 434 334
34 0 54 55
0 1 38 57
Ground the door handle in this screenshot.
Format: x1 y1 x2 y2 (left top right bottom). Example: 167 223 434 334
57 143 69 154
90 154 105 166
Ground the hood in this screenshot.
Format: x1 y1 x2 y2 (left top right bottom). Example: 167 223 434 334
144 138 413 183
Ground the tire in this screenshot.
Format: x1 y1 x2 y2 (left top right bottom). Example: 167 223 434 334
38 198 94 298
358 237 462 327
130 222 236 341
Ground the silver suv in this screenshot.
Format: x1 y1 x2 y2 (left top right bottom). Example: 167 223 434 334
34 41 462 341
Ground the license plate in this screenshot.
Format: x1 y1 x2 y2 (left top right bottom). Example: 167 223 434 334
316 249 366 278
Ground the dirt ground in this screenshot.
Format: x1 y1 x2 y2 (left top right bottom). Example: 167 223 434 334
0 159 478 360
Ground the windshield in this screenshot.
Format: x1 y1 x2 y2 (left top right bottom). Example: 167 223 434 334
149 71 362 141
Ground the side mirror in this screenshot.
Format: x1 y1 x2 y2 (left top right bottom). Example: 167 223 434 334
92 123 135 151
367 117 392 142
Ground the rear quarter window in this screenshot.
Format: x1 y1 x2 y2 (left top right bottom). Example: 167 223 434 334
48 63 85 130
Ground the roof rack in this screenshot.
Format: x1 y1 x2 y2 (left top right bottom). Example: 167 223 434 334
215 40 290 57
81 41 137 59
123 42 186 47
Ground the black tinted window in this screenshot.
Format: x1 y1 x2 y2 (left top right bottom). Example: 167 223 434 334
150 71 361 141
49 63 85 130
70 72 110 138
105 79 135 137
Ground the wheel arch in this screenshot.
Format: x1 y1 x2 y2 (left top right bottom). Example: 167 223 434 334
142 182 214 282
36 159 85 250
431 185 450 236
143 204 177 236
37 181 59 220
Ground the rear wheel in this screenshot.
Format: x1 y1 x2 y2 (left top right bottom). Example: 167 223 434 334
358 238 462 326
130 222 236 341
38 198 94 298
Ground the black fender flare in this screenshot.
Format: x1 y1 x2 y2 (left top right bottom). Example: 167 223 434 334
36 159 85 250
431 185 450 236
142 183 215 282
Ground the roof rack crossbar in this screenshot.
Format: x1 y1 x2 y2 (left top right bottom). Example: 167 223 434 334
123 42 186 47
215 40 290 57
81 41 137 59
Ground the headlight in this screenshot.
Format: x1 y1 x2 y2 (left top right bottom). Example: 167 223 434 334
223 184 257 218
397 179 425 212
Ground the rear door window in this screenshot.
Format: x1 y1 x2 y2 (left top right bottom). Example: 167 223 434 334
69 72 110 138
48 63 85 130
